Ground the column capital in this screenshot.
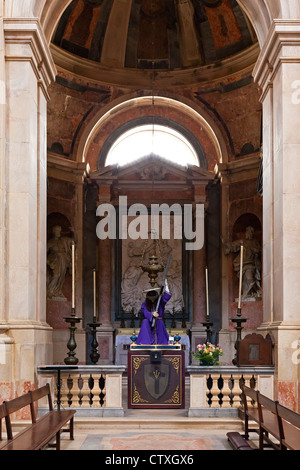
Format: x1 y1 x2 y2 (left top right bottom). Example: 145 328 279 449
4 18 56 99
253 19 300 99
215 154 261 185
47 152 87 184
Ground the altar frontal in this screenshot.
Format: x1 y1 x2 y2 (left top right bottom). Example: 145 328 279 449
128 347 185 409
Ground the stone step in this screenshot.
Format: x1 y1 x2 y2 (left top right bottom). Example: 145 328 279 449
71 416 243 430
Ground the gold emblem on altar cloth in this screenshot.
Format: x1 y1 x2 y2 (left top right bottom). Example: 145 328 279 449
144 363 170 399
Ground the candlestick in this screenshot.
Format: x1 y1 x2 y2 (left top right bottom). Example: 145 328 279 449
64 307 81 365
93 268 96 319
238 243 244 309
205 266 209 319
72 242 75 309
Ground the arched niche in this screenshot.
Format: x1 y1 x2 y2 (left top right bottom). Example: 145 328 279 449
46 213 74 328
232 213 262 242
230 213 262 303
47 212 73 241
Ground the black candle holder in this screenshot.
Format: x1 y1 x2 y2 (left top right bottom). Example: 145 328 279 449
64 308 82 365
181 306 187 328
120 306 125 328
171 307 176 328
202 320 213 343
88 317 101 365
231 307 248 365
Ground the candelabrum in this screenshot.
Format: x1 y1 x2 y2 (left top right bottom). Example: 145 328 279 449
171 307 176 328
202 318 214 343
88 317 101 365
231 307 248 365
64 308 82 365
181 306 187 328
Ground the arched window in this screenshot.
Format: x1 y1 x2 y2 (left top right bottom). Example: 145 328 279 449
105 124 200 167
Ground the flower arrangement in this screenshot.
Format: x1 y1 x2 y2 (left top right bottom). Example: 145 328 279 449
193 342 223 365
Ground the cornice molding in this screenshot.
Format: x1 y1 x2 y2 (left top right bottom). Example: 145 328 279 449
215 153 261 184
47 152 87 183
253 19 300 98
4 18 56 99
50 43 259 89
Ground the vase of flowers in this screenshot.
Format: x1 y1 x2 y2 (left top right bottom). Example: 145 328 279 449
193 342 223 366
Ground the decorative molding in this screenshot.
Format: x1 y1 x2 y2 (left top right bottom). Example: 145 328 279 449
215 153 261 184
50 42 259 88
4 18 57 99
47 152 87 183
253 19 300 97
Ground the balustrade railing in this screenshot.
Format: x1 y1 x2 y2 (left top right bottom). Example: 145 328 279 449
37 365 126 416
187 365 274 416
37 365 274 417
64 372 106 408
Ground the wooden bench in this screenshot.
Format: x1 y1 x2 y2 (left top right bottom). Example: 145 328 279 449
0 384 76 451
0 402 7 443
257 392 281 450
239 385 281 449
239 385 300 450
276 402 300 450
239 385 261 440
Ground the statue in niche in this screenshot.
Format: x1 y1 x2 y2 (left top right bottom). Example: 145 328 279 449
47 225 73 300
223 226 262 300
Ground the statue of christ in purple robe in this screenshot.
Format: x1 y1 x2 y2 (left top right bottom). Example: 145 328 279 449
136 282 171 345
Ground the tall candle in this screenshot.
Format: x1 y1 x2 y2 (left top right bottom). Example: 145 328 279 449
205 266 209 319
72 242 75 309
93 269 96 321
238 243 244 309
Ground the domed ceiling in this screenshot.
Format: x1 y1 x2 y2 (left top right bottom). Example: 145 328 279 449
52 0 257 80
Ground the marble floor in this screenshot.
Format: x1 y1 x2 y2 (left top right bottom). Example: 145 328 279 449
55 410 259 451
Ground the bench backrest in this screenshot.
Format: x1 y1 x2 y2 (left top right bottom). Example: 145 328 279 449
29 384 53 422
276 403 300 427
1 384 53 437
258 392 278 415
4 392 32 416
241 385 258 409
276 403 300 450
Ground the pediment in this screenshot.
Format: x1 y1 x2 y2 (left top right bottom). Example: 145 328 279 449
89 154 215 184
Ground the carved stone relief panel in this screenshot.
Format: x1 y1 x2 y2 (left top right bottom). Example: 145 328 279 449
121 215 182 314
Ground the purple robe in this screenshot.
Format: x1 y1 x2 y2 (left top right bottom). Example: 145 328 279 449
136 292 171 345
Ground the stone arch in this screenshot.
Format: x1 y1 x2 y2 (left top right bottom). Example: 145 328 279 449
236 0 300 47
72 93 229 168
97 116 207 169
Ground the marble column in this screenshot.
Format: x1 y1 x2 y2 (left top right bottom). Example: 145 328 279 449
96 186 114 364
190 189 207 357
0 8 5 326
253 20 300 410
0 18 56 400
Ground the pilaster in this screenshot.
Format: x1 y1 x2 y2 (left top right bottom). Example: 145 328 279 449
253 20 300 410
0 17 56 399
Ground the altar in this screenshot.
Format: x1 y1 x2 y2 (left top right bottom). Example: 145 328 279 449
127 344 185 409
115 330 190 367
